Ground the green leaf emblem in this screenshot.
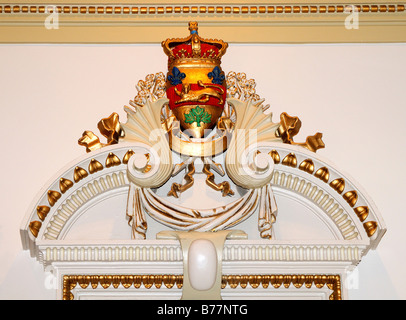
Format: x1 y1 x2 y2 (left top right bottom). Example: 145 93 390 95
184 106 212 127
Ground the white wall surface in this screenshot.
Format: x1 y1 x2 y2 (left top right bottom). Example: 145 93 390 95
0 42 405 299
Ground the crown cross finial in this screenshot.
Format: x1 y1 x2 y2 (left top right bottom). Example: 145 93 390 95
189 21 198 34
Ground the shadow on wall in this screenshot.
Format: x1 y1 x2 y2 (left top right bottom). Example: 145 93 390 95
0 250 55 300
347 250 398 300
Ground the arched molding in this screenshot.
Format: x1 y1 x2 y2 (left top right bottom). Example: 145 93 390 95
21 141 386 257
259 142 385 250
20 142 144 251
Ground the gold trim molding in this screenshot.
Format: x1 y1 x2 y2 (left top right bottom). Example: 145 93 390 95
0 1 405 43
62 274 342 300
2 3 404 15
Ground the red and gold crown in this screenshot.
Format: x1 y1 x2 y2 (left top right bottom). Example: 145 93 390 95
161 21 228 71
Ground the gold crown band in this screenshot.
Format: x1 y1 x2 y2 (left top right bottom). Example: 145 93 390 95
168 58 221 70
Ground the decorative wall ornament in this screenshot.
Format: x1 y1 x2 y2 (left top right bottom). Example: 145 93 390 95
63 274 342 300
20 21 386 300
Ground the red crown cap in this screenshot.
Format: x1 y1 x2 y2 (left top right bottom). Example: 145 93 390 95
161 22 228 69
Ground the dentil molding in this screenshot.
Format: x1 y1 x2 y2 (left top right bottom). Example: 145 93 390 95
0 1 405 43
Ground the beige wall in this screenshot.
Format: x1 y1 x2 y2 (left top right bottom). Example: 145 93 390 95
0 43 405 299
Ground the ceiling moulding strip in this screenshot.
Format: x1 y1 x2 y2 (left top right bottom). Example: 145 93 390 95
0 2 405 43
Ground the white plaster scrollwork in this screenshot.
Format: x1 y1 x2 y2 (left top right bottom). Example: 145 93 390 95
121 97 173 189
125 146 165 239
225 97 281 190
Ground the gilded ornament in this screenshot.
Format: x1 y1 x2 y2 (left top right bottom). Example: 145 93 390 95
5 4 406 19
354 206 369 222
154 275 163 289
88 158 103 174
163 275 176 289
226 71 260 102
278 112 301 142
282 153 297 168
270 275 284 288
78 113 122 153
134 275 142 289
277 112 325 152
221 276 227 289
314 275 326 288
90 275 99 289
269 150 280 164
123 149 135 164
62 275 77 301
62 274 342 300
36 205 50 221
305 275 314 288
292 274 306 288
121 275 134 289
239 275 249 289
261 275 271 288
343 190 358 207
78 275 90 289
99 275 112 289
299 159 315 174
105 152 121 168
363 221 378 237
47 190 61 207
29 220 42 238
203 163 234 197
303 132 325 152
283 275 292 288
227 275 239 289
143 275 154 289
78 131 104 153
315 167 330 183
97 113 122 145
112 275 121 289
330 178 345 194
62 280 74 300
248 275 262 289
175 82 224 106
168 163 195 198
176 275 183 289
59 178 74 194
129 72 166 108
69 278 77 291
73 166 88 183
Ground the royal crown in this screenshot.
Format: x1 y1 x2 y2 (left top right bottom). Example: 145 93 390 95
161 21 228 70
